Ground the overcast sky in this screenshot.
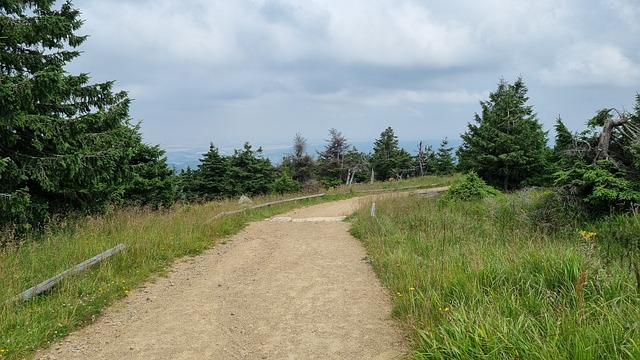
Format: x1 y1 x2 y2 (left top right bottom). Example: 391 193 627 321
67 0 640 151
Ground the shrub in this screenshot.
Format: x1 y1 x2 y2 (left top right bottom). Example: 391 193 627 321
443 172 500 201
269 172 301 195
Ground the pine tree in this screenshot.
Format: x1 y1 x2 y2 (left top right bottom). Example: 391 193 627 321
194 144 230 200
457 77 548 190
343 147 370 185
227 143 275 196
434 137 456 175
0 1 173 229
316 128 350 187
282 133 314 184
371 127 412 180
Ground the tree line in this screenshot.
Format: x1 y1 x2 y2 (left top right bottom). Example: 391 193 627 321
175 128 456 202
3 1 640 236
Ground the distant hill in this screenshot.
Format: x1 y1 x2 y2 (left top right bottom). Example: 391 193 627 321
164 139 461 172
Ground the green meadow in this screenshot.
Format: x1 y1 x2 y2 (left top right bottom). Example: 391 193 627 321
350 189 640 359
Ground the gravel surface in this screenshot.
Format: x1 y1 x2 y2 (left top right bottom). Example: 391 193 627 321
35 197 408 359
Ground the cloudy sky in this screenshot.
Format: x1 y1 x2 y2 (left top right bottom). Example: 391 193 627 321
67 0 640 152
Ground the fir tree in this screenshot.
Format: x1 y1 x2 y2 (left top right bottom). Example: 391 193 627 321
316 128 349 187
282 133 314 184
371 127 412 180
457 77 548 190
0 0 173 229
434 137 456 175
227 143 275 196
194 144 230 200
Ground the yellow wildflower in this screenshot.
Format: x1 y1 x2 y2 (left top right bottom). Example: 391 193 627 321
578 230 597 240
409 287 415 291
396 292 403 297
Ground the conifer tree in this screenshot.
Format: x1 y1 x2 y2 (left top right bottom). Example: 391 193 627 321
194 144 230 200
316 128 350 187
282 133 314 184
457 77 548 190
434 137 456 175
371 127 412 180
227 143 275 196
0 1 174 229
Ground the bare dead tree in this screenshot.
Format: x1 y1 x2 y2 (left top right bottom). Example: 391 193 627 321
594 108 631 162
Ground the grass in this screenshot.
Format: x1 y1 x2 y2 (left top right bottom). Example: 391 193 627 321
0 176 450 359
0 192 349 359
350 190 640 359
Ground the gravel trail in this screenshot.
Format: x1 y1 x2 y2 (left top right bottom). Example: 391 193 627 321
35 197 408 359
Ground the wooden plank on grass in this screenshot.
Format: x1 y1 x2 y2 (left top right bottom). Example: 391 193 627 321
10 244 127 303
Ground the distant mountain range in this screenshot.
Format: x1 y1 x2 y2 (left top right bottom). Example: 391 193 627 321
163 139 462 172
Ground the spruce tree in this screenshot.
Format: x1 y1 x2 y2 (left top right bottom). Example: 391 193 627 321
227 143 275 196
457 77 548 190
194 144 230 200
283 133 314 184
0 1 173 229
371 127 412 180
316 128 349 187
434 137 456 175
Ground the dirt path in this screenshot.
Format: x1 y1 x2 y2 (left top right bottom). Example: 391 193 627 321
36 197 408 359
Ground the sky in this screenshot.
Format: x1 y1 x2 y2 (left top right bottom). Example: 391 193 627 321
66 0 640 155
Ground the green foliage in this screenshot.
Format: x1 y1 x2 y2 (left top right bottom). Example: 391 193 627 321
343 146 370 185
227 143 275 196
555 160 640 214
179 142 276 200
443 172 499 201
0 0 175 232
192 144 231 200
371 127 414 180
316 128 350 187
553 95 640 216
350 191 640 359
269 171 301 195
413 141 436 177
434 137 456 175
457 77 549 190
281 133 315 185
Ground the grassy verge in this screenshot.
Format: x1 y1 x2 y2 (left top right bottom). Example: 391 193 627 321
350 190 640 359
0 192 347 359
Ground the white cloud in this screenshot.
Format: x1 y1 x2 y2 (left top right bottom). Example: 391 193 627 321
308 88 486 106
66 0 640 148
79 1 243 65
604 0 640 31
539 42 640 86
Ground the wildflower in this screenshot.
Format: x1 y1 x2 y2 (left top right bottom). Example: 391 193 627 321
396 292 403 297
438 307 450 312
578 230 596 240
409 287 415 291
395 264 400 267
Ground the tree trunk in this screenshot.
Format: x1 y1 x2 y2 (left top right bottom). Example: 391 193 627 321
594 111 629 162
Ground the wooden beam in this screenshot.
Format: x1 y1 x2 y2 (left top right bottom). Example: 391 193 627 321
9 244 127 303
205 194 326 224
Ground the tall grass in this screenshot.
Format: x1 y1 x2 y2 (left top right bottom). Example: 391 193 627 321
0 194 338 359
350 191 640 359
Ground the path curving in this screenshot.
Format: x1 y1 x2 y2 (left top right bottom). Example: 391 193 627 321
36 197 408 359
